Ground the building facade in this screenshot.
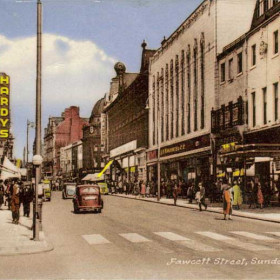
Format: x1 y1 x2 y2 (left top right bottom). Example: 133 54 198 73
147 0 257 188
213 0 280 184
81 98 105 178
43 106 88 178
103 42 156 183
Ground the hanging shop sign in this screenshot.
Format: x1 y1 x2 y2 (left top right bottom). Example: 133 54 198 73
160 134 210 158
0 74 10 139
220 142 237 154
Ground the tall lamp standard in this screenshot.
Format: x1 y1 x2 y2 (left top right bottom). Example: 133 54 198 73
146 96 161 202
33 0 42 241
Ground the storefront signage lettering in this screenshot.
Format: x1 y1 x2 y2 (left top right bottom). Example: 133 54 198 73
0 74 10 139
110 140 137 158
220 142 236 153
160 134 210 157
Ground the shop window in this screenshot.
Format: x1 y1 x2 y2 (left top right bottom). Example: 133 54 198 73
273 30 278 54
263 87 267 125
220 62 225 82
251 45 256 66
237 52 243 74
274 82 279 121
252 92 256 127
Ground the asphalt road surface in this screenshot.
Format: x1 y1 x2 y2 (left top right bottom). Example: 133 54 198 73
1 192 280 280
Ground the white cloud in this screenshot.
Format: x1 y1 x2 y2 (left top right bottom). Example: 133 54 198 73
0 34 117 158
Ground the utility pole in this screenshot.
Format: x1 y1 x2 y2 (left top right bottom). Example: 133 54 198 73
33 0 43 241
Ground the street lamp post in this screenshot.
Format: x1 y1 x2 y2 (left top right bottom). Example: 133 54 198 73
33 0 42 241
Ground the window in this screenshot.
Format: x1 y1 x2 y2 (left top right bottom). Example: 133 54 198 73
161 68 164 143
237 52 243 74
175 55 179 137
251 45 256 66
263 0 269 12
221 63 225 82
275 82 279 121
181 50 185 135
187 50 191 133
152 76 156 145
263 87 267 125
252 92 256 127
194 47 198 131
200 42 205 129
273 0 279 6
170 60 174 139
165 64 169 141
274 30 278 54
228 58 233 80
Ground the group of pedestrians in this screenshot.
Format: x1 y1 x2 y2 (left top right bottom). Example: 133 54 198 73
0 179 34 224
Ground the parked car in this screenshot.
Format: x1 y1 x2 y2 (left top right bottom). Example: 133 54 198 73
42 180 51 201
62 182 77 199
73 185 103 214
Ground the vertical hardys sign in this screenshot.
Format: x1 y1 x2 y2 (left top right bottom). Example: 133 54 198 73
0 73 10 139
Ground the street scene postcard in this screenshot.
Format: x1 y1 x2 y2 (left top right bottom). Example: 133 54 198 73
0 0 280 279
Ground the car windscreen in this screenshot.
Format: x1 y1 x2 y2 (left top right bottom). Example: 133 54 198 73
66 185 76 195
80 187 99 194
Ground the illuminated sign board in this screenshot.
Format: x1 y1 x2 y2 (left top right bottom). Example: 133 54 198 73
0 73 10 139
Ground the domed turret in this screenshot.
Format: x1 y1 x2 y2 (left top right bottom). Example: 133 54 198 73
114 62 126 76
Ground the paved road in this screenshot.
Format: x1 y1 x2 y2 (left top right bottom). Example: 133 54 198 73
1 192 280 280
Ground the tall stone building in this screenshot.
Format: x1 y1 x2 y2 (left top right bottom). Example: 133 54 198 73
43 106 88 177
147 0 257 188
81 98 105 177
103 42 156 182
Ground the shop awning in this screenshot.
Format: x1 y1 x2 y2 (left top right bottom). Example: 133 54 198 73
82 173 104 182
98 160 113 178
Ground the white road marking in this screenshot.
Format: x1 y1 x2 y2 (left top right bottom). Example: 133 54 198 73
196 231 234 241
180 240 221 252
196 231 273 251
82 234 111 245
119 233 151 243
266 232 280 237
230 231 276 241
154 232 190 241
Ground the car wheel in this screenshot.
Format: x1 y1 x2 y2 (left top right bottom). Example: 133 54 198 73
98 209 102 213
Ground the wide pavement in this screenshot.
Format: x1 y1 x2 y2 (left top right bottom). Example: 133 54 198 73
1 192 280 280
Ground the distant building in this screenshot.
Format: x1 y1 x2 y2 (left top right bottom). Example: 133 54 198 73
103 42 156 182
81 98 105 178
43 106 88 177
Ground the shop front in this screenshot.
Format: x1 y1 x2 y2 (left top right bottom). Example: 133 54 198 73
147 134 211 188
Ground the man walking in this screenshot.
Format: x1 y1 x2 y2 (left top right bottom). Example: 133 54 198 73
22 183 34 217
11 179 21 224
198 182 207 211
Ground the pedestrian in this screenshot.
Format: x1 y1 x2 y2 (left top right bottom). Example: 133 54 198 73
198 182 207 211
173 183 178 206
257 182 264 209
5 180 12 209
11 179 21 224
140 181 146 197
232 180 242 210
22 183 34 217
187 183 194 204
0 180 4 210
146 183 150 197
222 179 232 220
248 180 256 209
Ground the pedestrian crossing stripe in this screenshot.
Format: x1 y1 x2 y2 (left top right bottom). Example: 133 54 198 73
82 234 111 245
119 233 151 243
180 240 221 252
230 231 276 241
154 232 190 241
196 231 274 251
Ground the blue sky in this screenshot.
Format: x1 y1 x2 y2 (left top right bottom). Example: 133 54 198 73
0 0 202 159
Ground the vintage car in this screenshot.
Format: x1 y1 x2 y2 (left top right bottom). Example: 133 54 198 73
62 182 77 199
42 180 51 201
73 185 103 214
